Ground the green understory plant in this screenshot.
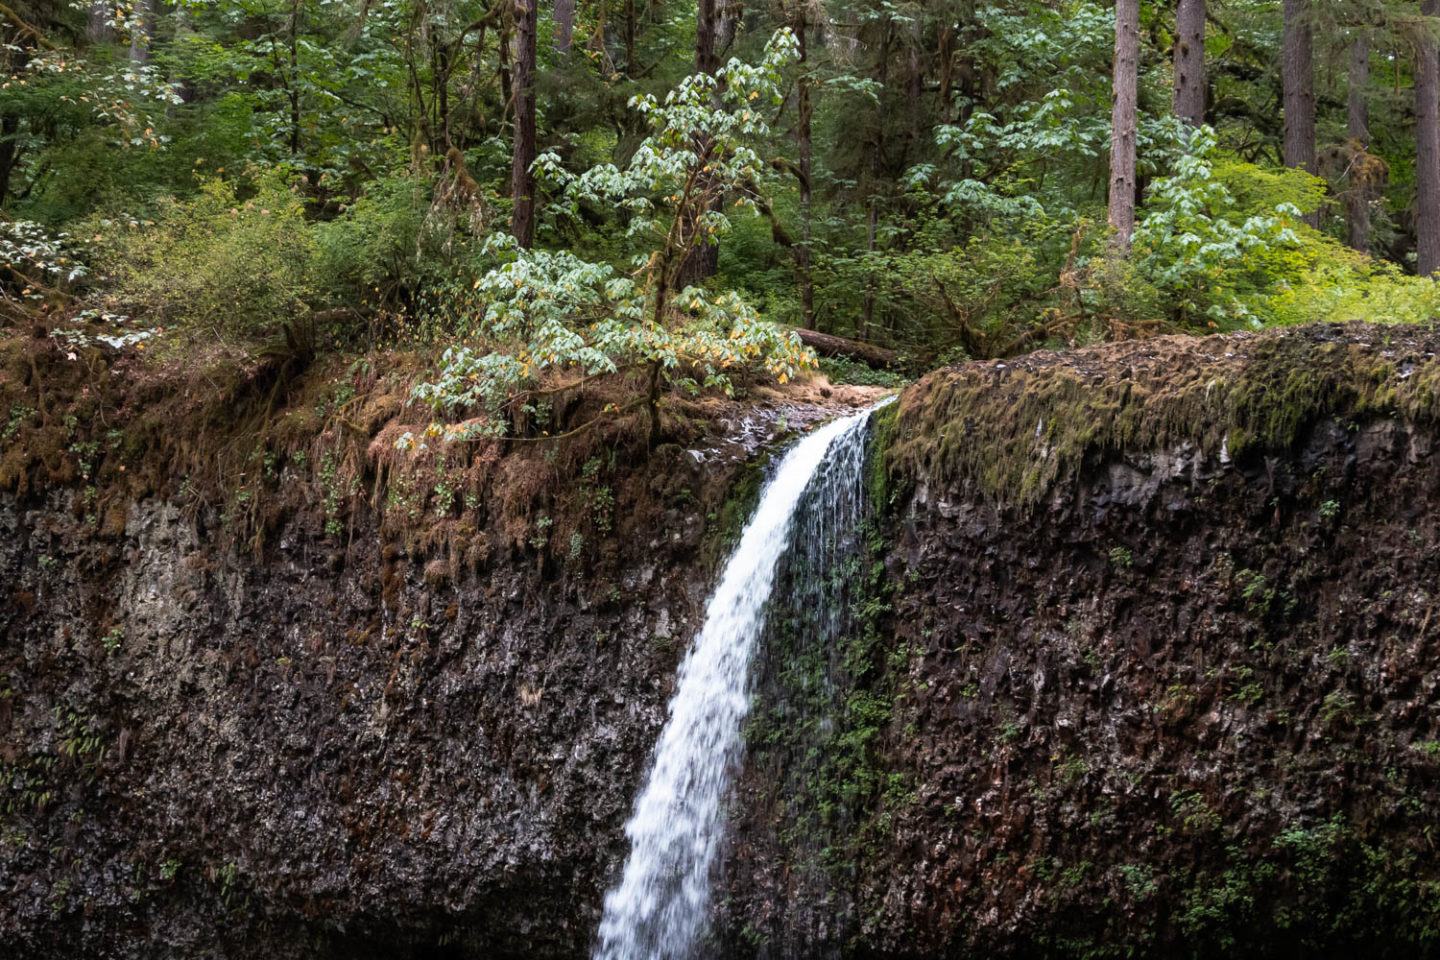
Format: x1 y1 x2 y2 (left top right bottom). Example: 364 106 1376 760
407 30 815 446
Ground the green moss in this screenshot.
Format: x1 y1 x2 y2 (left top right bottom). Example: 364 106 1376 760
1167 823 1440 954
888 323 1440 507
867 400 903 517
702 453 768 570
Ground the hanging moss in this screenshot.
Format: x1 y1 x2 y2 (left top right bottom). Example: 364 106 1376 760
866 400 903 517
887 322 1440 507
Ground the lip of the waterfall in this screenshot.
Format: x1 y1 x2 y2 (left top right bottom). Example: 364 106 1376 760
751 394 898 480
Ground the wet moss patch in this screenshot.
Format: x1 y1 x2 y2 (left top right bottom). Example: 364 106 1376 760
888 322 1440 506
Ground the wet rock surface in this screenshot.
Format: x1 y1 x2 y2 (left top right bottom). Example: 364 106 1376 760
5 325 1440 958
722 326 1440 957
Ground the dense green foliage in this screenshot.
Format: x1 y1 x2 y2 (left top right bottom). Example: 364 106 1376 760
2 0 1439 414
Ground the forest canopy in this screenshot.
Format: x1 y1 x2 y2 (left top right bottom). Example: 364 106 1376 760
3 0 1440 435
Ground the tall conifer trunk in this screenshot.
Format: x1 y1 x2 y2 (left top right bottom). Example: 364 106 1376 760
795 3 815 329
1108 0 1140 253
1173 0 1205 126
1419 0 1440 275
510 0 538 248
1347 33 1372 254
1283 0 1319 227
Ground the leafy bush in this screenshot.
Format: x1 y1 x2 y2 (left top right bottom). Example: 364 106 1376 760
315 173 434 305
816 357 906 388
316 165 498 317
408 32 815 443
0 220 88 302
1263 247 1440 327
91 172 316 341
1128 128 1308 327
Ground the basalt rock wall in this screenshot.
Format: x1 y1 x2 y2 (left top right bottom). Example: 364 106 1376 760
722 323 1440 958
6 323 1440 959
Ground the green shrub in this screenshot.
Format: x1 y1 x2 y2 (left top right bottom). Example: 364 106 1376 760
315 173 430 304
91 172 316 341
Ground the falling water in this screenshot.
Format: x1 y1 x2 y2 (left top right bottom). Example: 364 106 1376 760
593 400 890 960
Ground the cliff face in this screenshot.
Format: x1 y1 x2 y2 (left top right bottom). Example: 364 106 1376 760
723 323 1440 957
5 323 1440 958
2 485 708 959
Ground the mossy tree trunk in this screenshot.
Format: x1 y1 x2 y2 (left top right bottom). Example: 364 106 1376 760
1418 0 1440 275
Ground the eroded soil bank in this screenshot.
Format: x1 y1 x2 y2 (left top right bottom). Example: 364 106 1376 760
4 322 1440 957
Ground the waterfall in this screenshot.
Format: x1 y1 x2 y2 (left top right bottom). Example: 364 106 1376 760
593 400 890 960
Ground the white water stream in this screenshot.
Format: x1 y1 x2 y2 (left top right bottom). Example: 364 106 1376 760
593 401 889 960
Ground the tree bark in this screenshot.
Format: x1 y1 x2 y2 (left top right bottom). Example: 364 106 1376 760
860 17 891 338
1173 0 1205 126
0 114 19 207
129 0 153 63
288 0 301 156
86 0 112 43
1419 0 1440 275
796 5 815 330
554 0 574 54
1347 32 1371 254
676 0 722 287
1108 0 1140 253
510 0 539 248
796 328 897 367
621 0 635 73
1282 0 1319 227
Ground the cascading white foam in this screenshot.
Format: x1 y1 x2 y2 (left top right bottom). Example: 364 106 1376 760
593 401 889 960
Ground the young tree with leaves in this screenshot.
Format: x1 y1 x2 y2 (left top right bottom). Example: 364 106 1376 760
411 31 815 445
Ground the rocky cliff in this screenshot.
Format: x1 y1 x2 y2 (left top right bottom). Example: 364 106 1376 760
4 322 1440 958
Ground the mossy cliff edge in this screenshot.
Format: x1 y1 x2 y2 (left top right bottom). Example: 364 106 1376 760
889 321 1440 506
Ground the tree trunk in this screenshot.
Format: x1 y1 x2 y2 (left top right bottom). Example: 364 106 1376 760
1419 0 1440 275
554 0 574 54
0 115 19 207
860 17 891 338
796 328 896 367
510 0 539 248
1108 0 1140 253
676 0 721 288
796 4 815 330
621 0 635 73
1282 0 1319 228
1347 32 1371 254
129 0 153 63
288 0 302 156
86 1 112 43
1173 0 1205 126
716 0 737 56
907 17 922 145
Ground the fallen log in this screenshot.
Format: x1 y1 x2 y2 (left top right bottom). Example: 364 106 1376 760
794 328 897 368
